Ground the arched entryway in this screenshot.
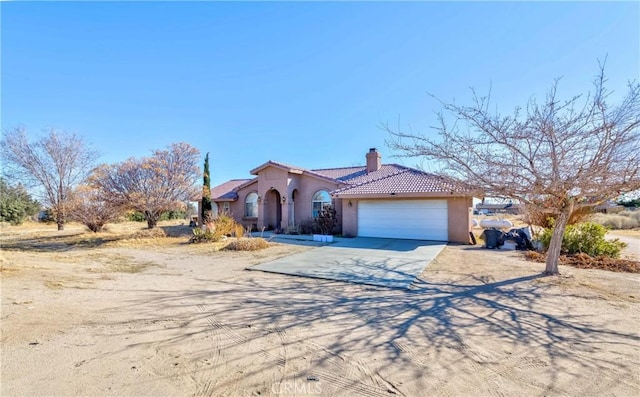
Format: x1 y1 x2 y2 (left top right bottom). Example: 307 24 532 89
264 188 282 230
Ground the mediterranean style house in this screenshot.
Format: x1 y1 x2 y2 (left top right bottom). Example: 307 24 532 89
207 148 475 243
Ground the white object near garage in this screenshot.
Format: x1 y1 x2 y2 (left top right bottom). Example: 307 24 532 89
479 218 514 229
357 199 448 241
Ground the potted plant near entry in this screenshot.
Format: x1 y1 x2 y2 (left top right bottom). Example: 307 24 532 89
314 204 338 242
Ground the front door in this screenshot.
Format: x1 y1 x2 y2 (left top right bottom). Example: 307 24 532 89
266 189 282 230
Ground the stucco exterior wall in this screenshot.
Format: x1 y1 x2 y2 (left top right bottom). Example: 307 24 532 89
215 166 342 231
447 197 473 244
212 163 471 242
341 199 358 237
295 176 340 227
232 182 259 230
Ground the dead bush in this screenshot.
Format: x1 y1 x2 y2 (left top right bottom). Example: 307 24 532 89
298 218 320 235
591 210 640 230
234 224 244 238
189 214 243 243
223 237 270 251
524 250 640 273
131 228 167 239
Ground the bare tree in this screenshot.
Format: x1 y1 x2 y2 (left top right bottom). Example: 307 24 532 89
91 142 200 229
386 65 640 275
66 184 124 232
1 128 98 230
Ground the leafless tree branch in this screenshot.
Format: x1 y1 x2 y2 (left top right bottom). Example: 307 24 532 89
91 142 201 229
1 128 98 230
384 65 640 274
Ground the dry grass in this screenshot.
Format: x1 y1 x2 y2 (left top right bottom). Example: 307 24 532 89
222 237 271 251
591 210 640 230
131 228 167 239
44 280 66 290
1 220 192 251
87 261 156 274
81 252 158 273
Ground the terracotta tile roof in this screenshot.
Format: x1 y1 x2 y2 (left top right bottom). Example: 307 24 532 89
312 166 368 181
332 165 471 196
210 179 254 200
213 160 472 200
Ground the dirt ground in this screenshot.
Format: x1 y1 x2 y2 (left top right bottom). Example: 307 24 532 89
1 223 640 396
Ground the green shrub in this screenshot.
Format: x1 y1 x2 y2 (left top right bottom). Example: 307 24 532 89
538 222 626 258
160 210 186 221
126 210 147 222
127 210 186 222
189 227 215 243
0 178 40 225
618 198 640 208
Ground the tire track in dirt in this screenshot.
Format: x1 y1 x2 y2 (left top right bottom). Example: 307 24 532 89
301 340 401 396
391 340 431 367
271 323 289 374
426 344 543 396
483 356 550 392
563 354 634 397
194 304 229 396
434 348 550 396
193 304 290 396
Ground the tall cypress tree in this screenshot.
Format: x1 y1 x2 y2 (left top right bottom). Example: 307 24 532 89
201 153 212 225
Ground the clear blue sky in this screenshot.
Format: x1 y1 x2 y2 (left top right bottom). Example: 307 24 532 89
2 1 638 187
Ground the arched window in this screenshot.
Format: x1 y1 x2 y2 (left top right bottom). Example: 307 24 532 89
245 192 259 218
312 190 331 218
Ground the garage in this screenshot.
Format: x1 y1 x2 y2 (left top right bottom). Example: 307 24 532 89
357 199 448 241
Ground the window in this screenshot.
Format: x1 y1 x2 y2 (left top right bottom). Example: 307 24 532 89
211 202 219 218
222 202 230 214
245 192 258 218
312 190 331 218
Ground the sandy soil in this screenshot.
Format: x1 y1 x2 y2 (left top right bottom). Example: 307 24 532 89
609 230 640 261
2 226 640 396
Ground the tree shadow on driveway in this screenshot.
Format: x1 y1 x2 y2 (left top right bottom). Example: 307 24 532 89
94 265 640 396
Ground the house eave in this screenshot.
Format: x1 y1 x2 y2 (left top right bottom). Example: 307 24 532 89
250 161 303 176
331 191 475 199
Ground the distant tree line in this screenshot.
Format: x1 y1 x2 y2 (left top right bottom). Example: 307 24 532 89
1 128 202 232
618 198 640 208
0 177 41 225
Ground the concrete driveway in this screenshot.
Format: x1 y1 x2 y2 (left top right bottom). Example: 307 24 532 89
248 237 447 289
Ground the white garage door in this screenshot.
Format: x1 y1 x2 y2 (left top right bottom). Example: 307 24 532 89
358 199 448 241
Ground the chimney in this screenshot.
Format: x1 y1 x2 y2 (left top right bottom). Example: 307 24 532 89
366 148 381 173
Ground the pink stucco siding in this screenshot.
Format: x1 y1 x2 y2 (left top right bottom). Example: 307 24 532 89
210 149 474 243
223 165 344 232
